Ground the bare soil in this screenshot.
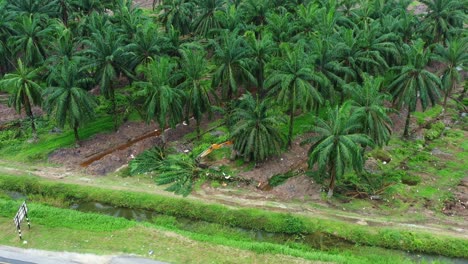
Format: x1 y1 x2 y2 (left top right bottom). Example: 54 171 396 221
48 116 216 175
0 93 42 125
443 177 468 219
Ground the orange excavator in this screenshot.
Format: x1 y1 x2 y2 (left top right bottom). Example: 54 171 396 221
195 141 233 166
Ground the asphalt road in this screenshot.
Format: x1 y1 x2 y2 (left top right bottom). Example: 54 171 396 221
0 246 167 264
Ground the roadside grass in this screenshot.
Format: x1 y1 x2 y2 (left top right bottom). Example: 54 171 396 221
0 115 114 162
0 175 466 258
0 198 420 264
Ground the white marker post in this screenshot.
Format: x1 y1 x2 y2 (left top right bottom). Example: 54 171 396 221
13 201 30 240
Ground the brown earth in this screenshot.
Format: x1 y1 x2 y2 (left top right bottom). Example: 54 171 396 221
0 93 42 126
443 177 468 219
48 115 217 175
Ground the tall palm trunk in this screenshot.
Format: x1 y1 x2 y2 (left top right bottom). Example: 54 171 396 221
196 118 201 140
24 97 37 140
403 105 411 138
258 62 265 97
73 123 80 143
443 80 454 109
288 86 296 147
110 83 118 131
327 162 336 198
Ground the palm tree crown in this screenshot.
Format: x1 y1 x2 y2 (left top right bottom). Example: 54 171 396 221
302 103 373 198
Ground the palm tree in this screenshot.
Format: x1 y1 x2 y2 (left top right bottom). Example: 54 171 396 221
244 30 276 96
389 39 442 138
349 74 393 147
4 0 58 18
355 21 400 75
419 0 466 43
158 0 195 35
46 28 82 68
82 23 132 129
8 15 58 67
176 46 215 138
265 10 295 44
135 57 184 129
192 0 226 38
44 59 96 144
71 0 107 16
432 38 468 108
230 93 287 162
239 0 271 27
211 30 255 100
307 36 352 102
302 103 373 198
0 5 14 74
265 43 323 147
0 59 42 140
127 22 168 70
112 0 147 40
214 3 245 32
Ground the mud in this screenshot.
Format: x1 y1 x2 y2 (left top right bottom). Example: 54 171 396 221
443 177 468 220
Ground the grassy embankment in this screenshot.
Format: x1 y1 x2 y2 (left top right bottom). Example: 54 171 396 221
0 174 466 260
0 197 424 264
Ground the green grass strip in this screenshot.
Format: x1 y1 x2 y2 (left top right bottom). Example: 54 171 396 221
0 174 466 258
0 116 114 161
0 198 416 264
0 199 134 231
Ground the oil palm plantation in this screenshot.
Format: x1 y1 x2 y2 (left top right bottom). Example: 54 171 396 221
419 0 466 43
432 38 468 108
0 59 42 140
176 46 215 138
389 39 442 138
0 6 14 74
127 22 168 71
265 43 323 147
8 15 58 67
211 30 255 100
44 59 96 144
192 0 226 38
136 57 185 129
82 23 132 129
302 103 373 198
349 75 393 147
158 0 195 35
244 30 276 96
230 93 287 162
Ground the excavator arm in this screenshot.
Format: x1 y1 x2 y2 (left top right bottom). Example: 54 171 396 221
196 141 233 162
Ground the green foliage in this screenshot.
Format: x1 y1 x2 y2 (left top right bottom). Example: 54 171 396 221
389 39 442 137
265 42 323 146
155 154 198 196
0 116 114 161
268 171 297 187
413 105 443 125
400 172 422 186
349 75 393 147
0 129 21 148
0 59 43 138
44 58 97 142
135 57 184 128
129 146 166 175
424 121 445 141
303 102 373 197
368 148 392 163
230 93 287 161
